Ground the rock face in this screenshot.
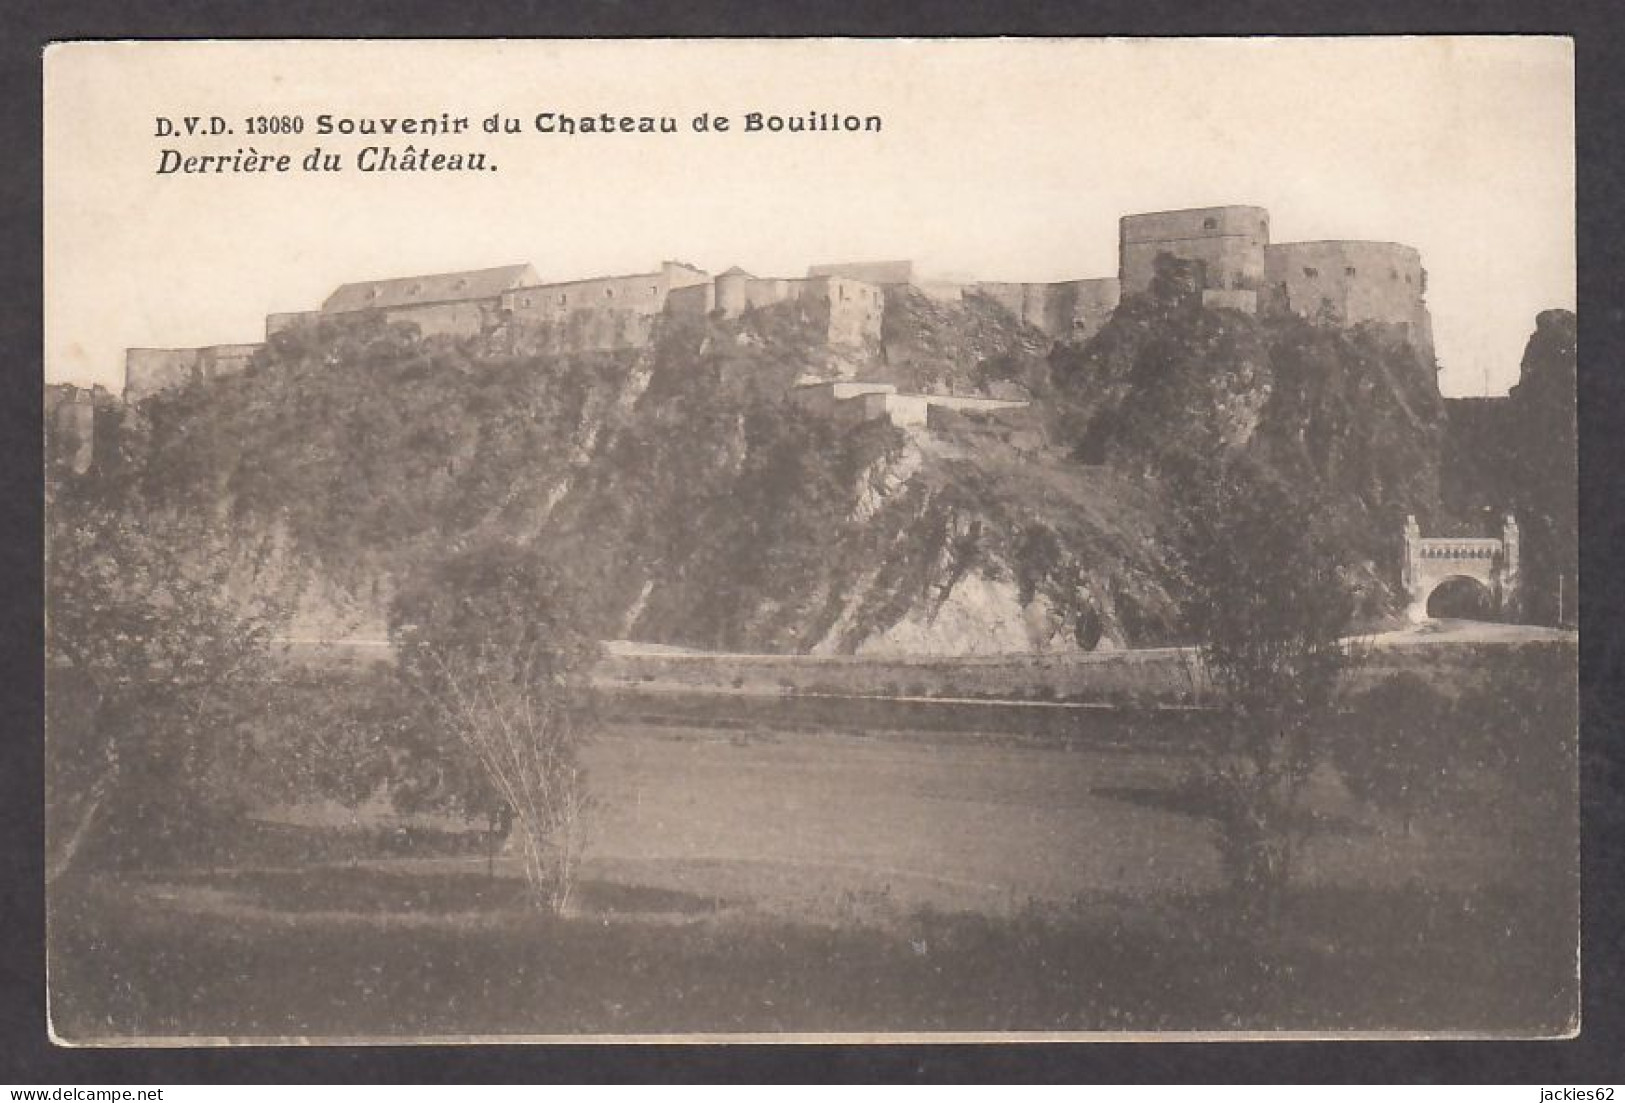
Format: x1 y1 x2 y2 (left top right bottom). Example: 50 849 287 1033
1051 279 1445 623
89 277 1450 654
1437 309 1574 625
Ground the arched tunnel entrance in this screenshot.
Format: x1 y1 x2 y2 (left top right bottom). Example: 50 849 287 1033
1424 575 1496 620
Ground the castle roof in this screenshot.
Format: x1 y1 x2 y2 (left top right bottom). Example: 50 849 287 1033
718 265 755 278
322 263 539 314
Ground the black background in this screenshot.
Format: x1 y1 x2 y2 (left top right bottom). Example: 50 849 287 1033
4 0 1622 1084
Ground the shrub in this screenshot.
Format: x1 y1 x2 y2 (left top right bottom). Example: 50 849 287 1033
391 540 599 912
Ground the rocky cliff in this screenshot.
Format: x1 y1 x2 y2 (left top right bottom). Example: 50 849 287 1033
73 281 1447 653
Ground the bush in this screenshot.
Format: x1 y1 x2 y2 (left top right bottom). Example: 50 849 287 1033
1166 452 1354 923
391 540 600 912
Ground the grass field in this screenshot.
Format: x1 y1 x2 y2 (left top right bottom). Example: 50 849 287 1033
47 707 1578 1042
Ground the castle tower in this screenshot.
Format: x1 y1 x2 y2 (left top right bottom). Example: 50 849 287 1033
1118 205 1270 299
715 266 753 318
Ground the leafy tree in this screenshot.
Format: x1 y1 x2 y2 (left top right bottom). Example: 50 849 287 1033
389 540 599 912
1166 451 1355 922
45 475 290 878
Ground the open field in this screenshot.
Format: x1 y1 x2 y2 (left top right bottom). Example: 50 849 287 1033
578 720 1550 915
47 700 1578 1040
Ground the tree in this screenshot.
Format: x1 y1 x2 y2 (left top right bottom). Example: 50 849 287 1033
389 540 599 912
1166 451 1355 922
45 475 289 879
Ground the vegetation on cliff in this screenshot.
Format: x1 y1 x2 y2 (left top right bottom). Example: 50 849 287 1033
59 269 1453 652
1437 308 1575 624
1505 309 1577 625
1050 261 1445 625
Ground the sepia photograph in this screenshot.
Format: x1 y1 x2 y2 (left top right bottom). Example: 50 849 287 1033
41 37 1578 1044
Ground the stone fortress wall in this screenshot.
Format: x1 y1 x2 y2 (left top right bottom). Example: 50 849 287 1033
1115 204 1434 359
713 268 886 346
499 261 710 354
122 201 1434 403
124 343 264 403
967 279 1123 345
1263 240 1434 352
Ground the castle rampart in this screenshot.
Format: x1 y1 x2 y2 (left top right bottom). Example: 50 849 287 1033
1263 240 1433 356
124 202 1434 400
501 261 711 352
969 277 1121 344
124 343 263 402
714 270 884 346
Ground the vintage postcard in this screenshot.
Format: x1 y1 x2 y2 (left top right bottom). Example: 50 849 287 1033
42 37 1577 1043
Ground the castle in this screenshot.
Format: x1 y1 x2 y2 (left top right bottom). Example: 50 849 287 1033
121 203 1435 403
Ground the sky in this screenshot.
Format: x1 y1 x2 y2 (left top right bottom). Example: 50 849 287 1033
44 37 1574 397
